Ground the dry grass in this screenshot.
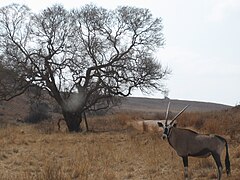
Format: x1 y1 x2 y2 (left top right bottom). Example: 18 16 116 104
0 124 177 180
1 97 240 180
177 108 240 139
0 110 240 180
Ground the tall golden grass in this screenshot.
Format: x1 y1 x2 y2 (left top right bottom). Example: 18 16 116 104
0 107 240 179
177 108 240 140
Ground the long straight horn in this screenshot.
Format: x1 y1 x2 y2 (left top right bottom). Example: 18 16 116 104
170 105 189 125
165 102 171 125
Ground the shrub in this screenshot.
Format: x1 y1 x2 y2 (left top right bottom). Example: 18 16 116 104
24 102 50 123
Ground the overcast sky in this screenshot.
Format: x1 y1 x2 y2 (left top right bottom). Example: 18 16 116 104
1 0 240 106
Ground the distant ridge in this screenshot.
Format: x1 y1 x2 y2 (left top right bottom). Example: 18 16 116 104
117 97 232 113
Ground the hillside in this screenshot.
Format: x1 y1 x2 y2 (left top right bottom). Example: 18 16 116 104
0 94 240 179
0 102 239 179
0 95 232 124
117 97 231 113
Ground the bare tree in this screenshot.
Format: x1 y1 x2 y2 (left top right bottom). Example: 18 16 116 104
0 4 169 132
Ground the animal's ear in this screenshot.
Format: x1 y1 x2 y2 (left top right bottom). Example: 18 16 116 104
157 122 164 127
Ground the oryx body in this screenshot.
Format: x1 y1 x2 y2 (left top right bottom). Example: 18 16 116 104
158 103 231 180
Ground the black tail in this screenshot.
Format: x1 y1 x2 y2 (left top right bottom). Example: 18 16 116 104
225 142 231 176
215 135 231 176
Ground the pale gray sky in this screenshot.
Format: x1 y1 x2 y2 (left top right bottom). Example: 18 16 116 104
1 0 240 106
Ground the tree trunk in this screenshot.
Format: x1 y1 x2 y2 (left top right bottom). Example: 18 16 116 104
62 111 82 132
83 112 89 131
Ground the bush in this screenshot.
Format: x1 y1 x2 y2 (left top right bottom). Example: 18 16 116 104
25 102 50 123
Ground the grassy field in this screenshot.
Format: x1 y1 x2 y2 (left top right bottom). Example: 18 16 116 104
0 108 240 180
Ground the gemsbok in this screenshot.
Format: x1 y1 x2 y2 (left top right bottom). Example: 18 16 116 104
157 102 231 180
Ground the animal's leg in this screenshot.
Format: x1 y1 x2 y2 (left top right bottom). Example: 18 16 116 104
212 152 223 180
182 156 188 180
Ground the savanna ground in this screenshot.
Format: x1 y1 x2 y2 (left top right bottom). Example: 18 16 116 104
0 97 240 180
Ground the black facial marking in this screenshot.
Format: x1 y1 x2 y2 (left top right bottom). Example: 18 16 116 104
163 127 169 135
